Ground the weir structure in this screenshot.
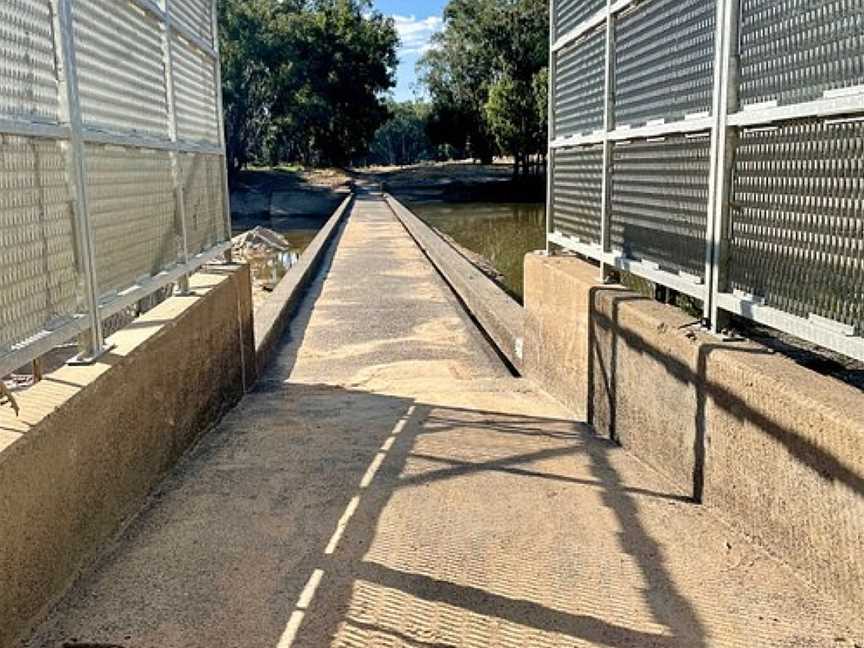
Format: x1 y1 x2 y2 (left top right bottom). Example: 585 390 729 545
1 0 863 646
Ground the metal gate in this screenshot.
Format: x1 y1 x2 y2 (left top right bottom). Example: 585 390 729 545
547 0 864 361
0 0 230 378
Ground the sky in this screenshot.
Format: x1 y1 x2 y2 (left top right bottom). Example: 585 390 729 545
374 0 448 101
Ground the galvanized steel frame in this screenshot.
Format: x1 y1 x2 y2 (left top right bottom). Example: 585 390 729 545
0 0 230 379
548 0 864 362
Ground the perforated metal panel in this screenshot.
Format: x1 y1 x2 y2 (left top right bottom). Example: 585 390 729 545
615 0 716 128
86 144 179 297
555 0 606 39
554 28 605 138
0 135 77 352
551 145 604 244
739 0 864 107
170 0 213 45
73 0 169 138
181 153 226 254
730 120 864 333
0 0 59 123
172 34 219 144
611 134 711 278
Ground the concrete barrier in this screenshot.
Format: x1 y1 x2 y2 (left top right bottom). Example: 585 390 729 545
0 265 255 647
254 193 353 373
523 251 864 616
385 194 524 373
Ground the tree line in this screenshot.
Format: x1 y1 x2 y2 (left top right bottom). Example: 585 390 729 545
218 0 549 179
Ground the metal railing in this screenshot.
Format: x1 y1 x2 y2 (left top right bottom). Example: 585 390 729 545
0 0 231 379
547 0 864 362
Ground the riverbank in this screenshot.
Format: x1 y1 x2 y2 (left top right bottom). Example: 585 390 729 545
229 167 352 307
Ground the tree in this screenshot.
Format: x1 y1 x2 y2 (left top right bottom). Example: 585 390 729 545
218 0 399 176
419 0 549 176
367 102 435 167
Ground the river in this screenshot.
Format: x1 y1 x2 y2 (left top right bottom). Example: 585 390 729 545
405 201 546 302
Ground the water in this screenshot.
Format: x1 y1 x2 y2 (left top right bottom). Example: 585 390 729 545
406 201 546 301
241 229 318 295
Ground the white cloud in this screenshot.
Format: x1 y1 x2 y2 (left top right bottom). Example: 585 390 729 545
393 14 442 55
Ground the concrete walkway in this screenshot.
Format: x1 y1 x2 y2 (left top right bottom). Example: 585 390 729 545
27 194 862 648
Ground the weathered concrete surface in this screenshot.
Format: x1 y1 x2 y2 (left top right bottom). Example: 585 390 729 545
524 253 604 419
524 252 864 619
385 194 524 372
0 266 254 648
23 196 863 648
255 194 353 373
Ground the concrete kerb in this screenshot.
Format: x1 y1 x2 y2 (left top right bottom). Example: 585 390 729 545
383 193 525 373
254 192 355 373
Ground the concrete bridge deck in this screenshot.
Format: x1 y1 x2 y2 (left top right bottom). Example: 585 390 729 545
26 194 861 647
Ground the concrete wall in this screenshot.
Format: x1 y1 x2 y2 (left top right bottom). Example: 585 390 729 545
386 194 524 373
523 252 864 615
0 265 255 647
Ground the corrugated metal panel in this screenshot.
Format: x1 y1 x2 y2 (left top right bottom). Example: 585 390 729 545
85 144 179 297
611 134 711 278
73 0 170 138
615 0 715 128
172 34 219 144
555 0 605 40
552 145 604 245
730 120 864 333
0 135 77 352
170 0 213 45
181 152 226 254
0 0 59 123
554 27 606 139
740 0 864 107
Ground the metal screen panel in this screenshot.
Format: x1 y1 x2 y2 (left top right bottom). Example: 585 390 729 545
551 145 604 244
554 28 606 139
739 0 864 107
555 0 606 40
170 0 214 45
72 0 169 138
86 144 178 297
729 119 864 334
0 135 78 352
171 34 219 144
181 152 226 254
611 134 711 278
615 0 716 128
0 0 59 122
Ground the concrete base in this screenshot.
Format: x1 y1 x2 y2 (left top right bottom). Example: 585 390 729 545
523 252 864 616
0 265 255 647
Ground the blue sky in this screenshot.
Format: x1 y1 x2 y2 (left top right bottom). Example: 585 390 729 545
374 1 448 101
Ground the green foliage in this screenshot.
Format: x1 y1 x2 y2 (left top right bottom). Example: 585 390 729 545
218 0 399 175
366 102 436 167
419 0 549 175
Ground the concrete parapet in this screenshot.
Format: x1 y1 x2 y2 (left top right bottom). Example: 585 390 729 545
0 265 254 647
254 194 353 373
385 194 524 373
523 251 864 615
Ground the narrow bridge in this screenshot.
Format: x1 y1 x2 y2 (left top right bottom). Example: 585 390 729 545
24 192 858 647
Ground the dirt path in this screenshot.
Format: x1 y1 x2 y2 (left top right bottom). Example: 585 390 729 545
26 192 863 648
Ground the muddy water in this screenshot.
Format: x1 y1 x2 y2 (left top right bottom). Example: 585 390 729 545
244 229 318 292
406 201 546 301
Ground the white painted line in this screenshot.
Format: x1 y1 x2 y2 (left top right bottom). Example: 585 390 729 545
276 611 306 648
324 495 360 555
360 452 387 489
276 569 325 648
297 569 325 609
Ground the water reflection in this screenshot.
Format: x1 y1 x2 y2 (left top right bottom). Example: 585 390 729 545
241 229 318 292
406 201 546 301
